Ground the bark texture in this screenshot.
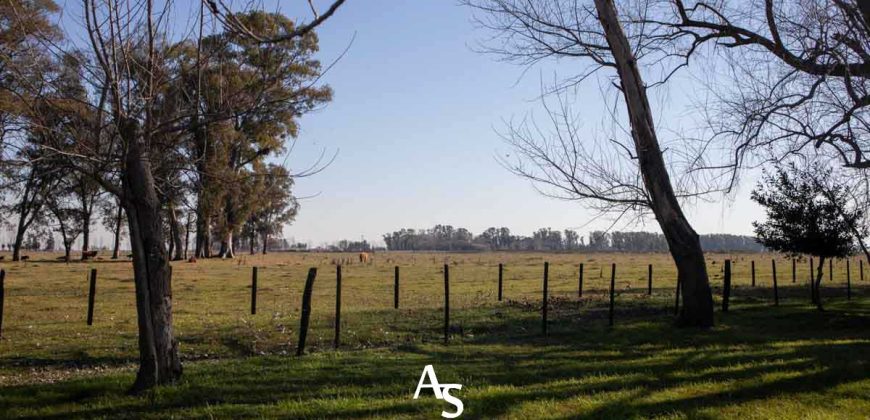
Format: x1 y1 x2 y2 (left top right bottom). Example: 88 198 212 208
595 0 714 327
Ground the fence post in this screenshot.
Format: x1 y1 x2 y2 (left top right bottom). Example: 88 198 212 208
772 259 779 306
498 263 503 302
647 264 653 295
443 264 450 345
0 269 5 339
723 260 731 312
578 263 584 298
251 267 258 315
87 268 97 326
861 259 864 282
394 266 400 309
542 262 549 335
829 259 834 283
608 263 616 326
792 259 796 283
334 265 341 349
751 260 756 287
296 268 317 356
846 259 851 301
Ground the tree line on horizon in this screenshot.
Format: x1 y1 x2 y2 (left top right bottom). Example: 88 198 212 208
381 226 764 253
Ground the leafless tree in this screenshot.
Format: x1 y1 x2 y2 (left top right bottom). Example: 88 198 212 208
465 0 716 326
628 0 870 185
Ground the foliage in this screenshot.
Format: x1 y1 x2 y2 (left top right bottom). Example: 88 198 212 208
751 163 864 259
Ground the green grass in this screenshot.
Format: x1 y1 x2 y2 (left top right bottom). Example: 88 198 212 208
0 252 868 418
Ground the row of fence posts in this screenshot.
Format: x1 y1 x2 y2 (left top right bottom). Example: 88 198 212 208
0 257 864 348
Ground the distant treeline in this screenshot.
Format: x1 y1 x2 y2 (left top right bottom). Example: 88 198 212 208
382 226 764 253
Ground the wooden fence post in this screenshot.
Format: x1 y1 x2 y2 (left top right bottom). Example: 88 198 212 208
334 265 341 349
498 263 503 302
394 266 400 309
792 259 796 283
751 260 756 287
0 269 5 339
251 267 258 315
647 264 653 295
542 262 549 335
829 259 834 283
609 263 616 326
87 268 97 326
296 268 317 356
722 260 731 312
861 259 864 282
846 259 851 301
578 263 584 298
444 264 450 345
772 259 779 306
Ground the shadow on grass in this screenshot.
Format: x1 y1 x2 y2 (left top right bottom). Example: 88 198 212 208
1 294 869 418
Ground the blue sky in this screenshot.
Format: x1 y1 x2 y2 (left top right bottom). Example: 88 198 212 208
40 0 763 249
275 0 763 246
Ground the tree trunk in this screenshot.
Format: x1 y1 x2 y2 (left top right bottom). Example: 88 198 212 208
112 203 122 259
261 232 268 255
195 208 211 259
594 0 714 327
184 212 191 260
120 119 181 393
813 256 825 311
80 211 91 260
219 232 235 259
12 226 26 262
168 205 184 261
249 232 255 255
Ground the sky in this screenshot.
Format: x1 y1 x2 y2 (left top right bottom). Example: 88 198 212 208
15 0 764 249
273 0 763 247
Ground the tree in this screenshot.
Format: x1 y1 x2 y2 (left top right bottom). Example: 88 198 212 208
45 181 83 262
751 162 864 310
248 164 299 255
624 0 870 187
465 0 715 327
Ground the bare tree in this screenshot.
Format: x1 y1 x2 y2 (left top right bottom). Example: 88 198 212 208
629 0 870 183
465 0 715 326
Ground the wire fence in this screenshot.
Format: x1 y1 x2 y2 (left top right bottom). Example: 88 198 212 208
0 252 864 364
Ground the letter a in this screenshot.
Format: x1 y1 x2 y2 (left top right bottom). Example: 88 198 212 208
414 364 443 399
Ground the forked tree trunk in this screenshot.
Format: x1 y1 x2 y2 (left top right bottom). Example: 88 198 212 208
168 205 184 261
120 119 181 393
595 0 714 327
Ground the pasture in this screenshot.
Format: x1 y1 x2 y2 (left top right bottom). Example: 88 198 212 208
0 251 868 418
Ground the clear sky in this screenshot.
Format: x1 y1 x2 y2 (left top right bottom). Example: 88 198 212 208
273 0 763 247
19 0 764 250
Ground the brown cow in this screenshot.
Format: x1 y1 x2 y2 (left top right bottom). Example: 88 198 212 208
358 252 371 264
82 250 98 260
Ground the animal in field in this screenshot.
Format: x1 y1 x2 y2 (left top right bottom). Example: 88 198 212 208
0 256 5 261
82 250 98 259
358 252 371 264
20 255 30 261
188 257 197 263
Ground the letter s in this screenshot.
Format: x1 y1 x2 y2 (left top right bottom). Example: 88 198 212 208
440 385 463 419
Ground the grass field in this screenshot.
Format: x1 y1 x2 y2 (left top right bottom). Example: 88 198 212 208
0 251 868 418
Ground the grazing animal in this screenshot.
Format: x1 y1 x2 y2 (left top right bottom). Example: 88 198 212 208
188 257 197 263
21 255 30 261
82 250 98 259
358 252 371 264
